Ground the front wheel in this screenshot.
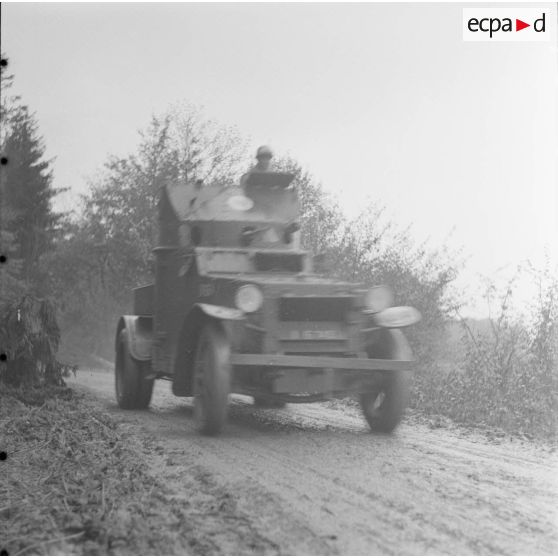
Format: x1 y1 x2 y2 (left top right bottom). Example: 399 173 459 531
193 322 231 435
360 371 410 433
360 328 412 433
115 329 154 409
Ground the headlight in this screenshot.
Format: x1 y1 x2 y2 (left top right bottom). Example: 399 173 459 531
235 284 263 313
364 285 394 313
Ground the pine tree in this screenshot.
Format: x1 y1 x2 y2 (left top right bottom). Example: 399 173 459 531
0 57 71 387
2 106 59 288
0 57 26 306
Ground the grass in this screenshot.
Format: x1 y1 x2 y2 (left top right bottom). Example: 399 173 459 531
0 385 243 555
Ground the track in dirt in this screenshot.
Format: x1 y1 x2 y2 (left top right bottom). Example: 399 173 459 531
70 368 558 555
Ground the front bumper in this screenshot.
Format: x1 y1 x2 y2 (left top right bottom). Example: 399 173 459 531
231 353 414 371
231 353 414 397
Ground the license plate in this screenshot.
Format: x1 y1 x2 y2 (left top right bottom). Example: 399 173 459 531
289 329 345 340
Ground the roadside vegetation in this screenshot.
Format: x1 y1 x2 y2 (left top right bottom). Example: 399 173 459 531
1 385 275 555
434 265 557 437
0 58 73 389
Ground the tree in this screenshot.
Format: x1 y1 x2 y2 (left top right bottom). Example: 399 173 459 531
0 58 71 387
1 56 60 292
2 108 61 286
0 56 25 306
82 104 249 286
274 156 343 256
52 104 250 358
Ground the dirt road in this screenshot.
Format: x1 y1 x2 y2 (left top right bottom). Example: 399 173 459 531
69 368 558 555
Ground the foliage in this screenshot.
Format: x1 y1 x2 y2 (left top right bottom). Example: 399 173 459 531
1 72 61 287
0 56 26 306
51 105 249 359
274 156 343 256
0 198 27 305
0 295 76 387
40 217 131 361
2 109 59 279
417 264 558 438
0 54 22 140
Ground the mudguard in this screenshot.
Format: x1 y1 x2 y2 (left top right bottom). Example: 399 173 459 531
115 315 153 362
195 303 244 321
372 306 421 329
172 304 240 396
366 328 413 362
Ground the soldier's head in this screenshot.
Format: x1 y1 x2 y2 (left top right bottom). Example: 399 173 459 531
255 145 273 171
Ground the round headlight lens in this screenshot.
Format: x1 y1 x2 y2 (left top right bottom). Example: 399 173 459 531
364 285 394 313
235 284 263 313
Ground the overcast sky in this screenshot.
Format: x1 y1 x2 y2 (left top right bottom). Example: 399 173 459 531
2 2 557 315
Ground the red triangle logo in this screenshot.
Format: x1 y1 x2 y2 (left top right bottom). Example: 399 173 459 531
516 19 530 31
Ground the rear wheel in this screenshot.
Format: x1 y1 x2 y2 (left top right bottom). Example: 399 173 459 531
193 322 231 435
115 329 154 409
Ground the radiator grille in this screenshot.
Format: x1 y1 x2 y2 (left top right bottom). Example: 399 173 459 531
254 252 303 272
279 297 351 322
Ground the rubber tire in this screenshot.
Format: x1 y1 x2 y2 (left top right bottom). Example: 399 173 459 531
360 370 410 433
193 322 231 435
115 329 154 410
360 328 412 433
253 397 286 409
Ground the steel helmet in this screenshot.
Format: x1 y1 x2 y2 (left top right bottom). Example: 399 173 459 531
256 145 273 159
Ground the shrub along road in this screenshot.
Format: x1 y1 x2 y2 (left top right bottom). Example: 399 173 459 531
61 367 558 555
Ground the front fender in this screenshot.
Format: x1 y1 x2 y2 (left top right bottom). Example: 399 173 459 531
371 306 421 329
115 315 153 361
365 328 414 362
171 305 237 396
195 303 244 321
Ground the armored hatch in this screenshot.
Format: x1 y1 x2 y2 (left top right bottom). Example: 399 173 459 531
159 172 298 250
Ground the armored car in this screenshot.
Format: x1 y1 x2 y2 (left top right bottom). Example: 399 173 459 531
115 172 421 434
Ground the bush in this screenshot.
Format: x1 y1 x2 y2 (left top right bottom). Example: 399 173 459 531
414 265 558 439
